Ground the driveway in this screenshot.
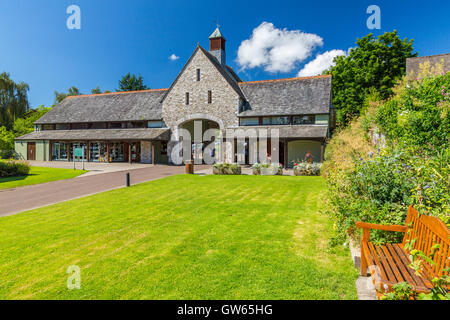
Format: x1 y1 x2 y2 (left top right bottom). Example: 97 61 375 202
0 165 196 217
27 160 155 177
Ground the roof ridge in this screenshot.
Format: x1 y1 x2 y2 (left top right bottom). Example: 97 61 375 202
238 74 331 85
66 88 168 99
408 53 450 60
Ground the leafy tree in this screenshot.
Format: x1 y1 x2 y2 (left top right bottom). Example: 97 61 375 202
0 72 30 130
0 126 15 155
329 31 417 126
117 73 148 92
91 86 102 94
54 86 81 105
13 105 51 137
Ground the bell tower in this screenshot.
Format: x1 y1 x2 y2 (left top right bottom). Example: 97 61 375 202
209 27 226 65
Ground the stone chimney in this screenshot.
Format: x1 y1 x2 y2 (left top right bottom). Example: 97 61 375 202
209 28 226 65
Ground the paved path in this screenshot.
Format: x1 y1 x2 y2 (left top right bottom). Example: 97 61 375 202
27 161 155 177
0 165 195 217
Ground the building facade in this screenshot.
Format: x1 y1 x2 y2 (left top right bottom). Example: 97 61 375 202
15 28 335 167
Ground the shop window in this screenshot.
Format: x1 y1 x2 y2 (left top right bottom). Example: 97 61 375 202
262 116 290 125
52 142 69 161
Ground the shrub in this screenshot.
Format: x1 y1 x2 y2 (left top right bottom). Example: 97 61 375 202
0 161 30 177
252 163 283 175
212 163 241 175
293 162 321 176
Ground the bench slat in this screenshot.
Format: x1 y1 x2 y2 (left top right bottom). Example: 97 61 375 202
394 244 431 291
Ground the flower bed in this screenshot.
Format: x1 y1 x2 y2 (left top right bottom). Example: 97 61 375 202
293 162 321 176
252 163 283 176
212 163 242 175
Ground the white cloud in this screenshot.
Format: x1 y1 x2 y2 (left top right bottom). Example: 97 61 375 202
169 54 179 61
237 22 323 73
297 49 346 77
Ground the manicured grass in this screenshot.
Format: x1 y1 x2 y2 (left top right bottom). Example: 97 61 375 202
0 175 358 300
0 167 87 189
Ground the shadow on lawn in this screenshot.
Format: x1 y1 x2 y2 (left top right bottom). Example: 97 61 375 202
0 174 35 184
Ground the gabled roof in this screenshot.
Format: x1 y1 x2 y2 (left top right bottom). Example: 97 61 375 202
160 45 245 102
35 89 167 124
237 75 332 117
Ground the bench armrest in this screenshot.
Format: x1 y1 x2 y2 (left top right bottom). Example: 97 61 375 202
356 222 408 233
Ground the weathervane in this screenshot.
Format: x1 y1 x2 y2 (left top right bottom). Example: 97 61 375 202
213 19 220 29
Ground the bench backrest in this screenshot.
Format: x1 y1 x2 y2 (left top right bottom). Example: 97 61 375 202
402 206 450 278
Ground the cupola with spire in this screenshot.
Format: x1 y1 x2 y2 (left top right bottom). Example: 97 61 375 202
209 27 226 65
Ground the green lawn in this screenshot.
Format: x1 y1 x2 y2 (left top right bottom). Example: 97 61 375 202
0 166 87 189
0 175 358 300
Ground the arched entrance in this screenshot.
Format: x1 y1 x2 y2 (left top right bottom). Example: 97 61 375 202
175 114 223 164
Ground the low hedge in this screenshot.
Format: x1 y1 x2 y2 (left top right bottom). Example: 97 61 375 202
0 161 30 178
213 163 242 175
252 163 283 175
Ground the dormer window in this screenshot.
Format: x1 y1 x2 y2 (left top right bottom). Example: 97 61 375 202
196 69 201 81
185 92 190 105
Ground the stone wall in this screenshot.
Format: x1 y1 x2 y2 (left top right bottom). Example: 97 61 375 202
140 141 152 164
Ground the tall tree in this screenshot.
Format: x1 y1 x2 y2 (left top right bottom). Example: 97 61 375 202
91 86 102 94
117 73 148 92
0 72 30 130
54 86 81 105
329 30 417 126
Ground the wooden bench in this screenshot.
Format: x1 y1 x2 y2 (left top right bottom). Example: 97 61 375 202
356 205 449 296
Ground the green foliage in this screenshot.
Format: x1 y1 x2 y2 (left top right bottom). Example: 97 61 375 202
375 72 449 152
293 162 321 176
117 73 148 92
381 282 415 300
324 72 449 245
0 160 30 177
252 163 283 175
213 162 242 175
0 106 51 159
54 86 81 104
0 72 30 129
329 31 416 126
91 86 102 94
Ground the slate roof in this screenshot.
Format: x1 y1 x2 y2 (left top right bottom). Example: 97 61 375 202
35 89 167 124
233 125 328 139
238 75 332 117
16 128 170 141
406 53 450 77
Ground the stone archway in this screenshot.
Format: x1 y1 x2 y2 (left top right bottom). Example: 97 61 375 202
173 113 224 140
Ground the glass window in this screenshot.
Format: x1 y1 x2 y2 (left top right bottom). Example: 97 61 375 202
69 142 87 161
262 116 290 125
55 124 69 130
127 122 145 129
109 122 124 129
52 142 69 161
89 142 108 162
71 123 86 130
88 122 107 129
109 143 124 162
42 124 54 130
292 115 315 125
148 121 164 128
240 117 259 126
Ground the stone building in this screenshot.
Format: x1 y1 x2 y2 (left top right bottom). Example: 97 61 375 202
15 28 335 167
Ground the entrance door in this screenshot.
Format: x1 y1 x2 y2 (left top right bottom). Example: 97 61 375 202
131 142 140 163
27 142 36 160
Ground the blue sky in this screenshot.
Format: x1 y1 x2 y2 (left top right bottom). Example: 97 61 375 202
0 0 449 108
